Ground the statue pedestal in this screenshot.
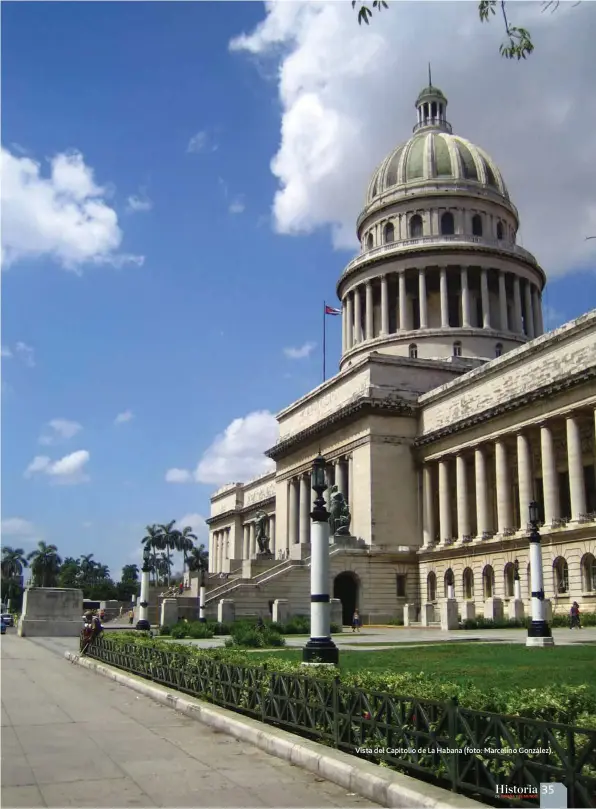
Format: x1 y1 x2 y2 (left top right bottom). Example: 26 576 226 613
290 543 311 561
329 534 364 549
242 559 277 579
256 551 274 560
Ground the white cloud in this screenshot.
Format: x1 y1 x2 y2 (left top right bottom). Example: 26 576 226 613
1 147 144 271
1 517 36 537
230 2 596 276
187 130 216 153
114 409 134 425
126 194 153 213
165 468 193 483
284 341 316 359
543 304 567 331
229 196 246 214
24 449 90 484
176 513 207 541
16 342 35 367
1 346 12 358
39 418 82 445
194 410 278 485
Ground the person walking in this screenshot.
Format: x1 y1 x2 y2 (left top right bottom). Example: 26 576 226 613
570 601 581 629
352 609 361 633
128 609 134 625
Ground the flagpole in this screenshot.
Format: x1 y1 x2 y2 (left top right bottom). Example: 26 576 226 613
323 301 326 383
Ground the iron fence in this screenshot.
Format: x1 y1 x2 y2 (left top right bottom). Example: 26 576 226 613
86 637 596 808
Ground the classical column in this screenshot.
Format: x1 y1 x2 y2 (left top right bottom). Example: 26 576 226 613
365 282 374 339
348 455 354 516
288 478 299 545
438 459 452 543
354 287 362 343
136 558 151 630
208 532 215 572
219 531 225 571
299 474 311 545
475 447 490 536
380 275 389 335
440 267 449 327
342 301 347 353
243 524 250 559
524 281 535 339
346 293 354 350
513 276 523 334
481 267 491 328
535 290 544 335
566 415 587 520
499 271 508 331
399 271 407 330
461 266 471 328
456 454 470 539
422 464 435 546
336 459 348 499
541 424 560 525
269 514 276 556
532 288 542 337
249 522 256 558
517 433 533 530
495 439 512 534
418 268 428 328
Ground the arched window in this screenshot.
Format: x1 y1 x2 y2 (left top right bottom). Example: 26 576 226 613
581 553 596 592
384 222 395 244
504 563 515 598
409 343 418 359
463 568 474 600
409 214 423 238
495 343 503 358
482 565 495 599
472 214 483 237
496 221 504 240
444 568 454 597
453 341 462 358
366 232 373 250
441 211 455 235
427 572 437 602
553 557 569 594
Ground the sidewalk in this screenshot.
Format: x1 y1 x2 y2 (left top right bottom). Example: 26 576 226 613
1 634 377 808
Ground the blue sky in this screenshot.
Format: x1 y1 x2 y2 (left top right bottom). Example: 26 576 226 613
2 1 595 579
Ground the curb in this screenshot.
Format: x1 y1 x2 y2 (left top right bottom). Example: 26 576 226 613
65 650 485 809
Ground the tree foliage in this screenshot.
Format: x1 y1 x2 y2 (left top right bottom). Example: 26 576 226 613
352 0 580 60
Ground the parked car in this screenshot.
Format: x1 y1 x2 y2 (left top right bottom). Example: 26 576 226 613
1 613 14 627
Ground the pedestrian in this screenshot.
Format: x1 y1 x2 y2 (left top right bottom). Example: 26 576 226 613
99 608 105 622
179 581 184 595
352 609 361 633
570 601 581 629
128 609 134 625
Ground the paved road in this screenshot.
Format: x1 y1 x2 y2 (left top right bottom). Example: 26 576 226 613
1 633 377 808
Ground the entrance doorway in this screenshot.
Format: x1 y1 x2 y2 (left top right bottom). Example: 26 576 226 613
333 571 359 626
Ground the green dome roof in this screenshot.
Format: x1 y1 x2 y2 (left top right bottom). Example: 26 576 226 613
416 84 446 102
365 130 509 205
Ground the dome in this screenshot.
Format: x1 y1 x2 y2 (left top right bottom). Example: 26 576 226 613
366 131 509 205
416 84 446 102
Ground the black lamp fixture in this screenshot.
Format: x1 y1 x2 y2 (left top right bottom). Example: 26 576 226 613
529 500 540 527
310 455 328 518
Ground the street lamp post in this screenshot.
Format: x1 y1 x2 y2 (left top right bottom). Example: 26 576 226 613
303 455 339 666
198 570 206 623
526 501 554 647
136 546 151 631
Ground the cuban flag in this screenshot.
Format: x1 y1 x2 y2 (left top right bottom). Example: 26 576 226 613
325 305 342 316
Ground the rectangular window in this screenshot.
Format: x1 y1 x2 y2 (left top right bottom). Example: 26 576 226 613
584 465 596 513
396 574 407 598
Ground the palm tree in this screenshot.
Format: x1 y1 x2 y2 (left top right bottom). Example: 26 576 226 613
177 526 197 580
1 546 29 580
142 524 162 586
187 544 209 574
27 541 62 587
157 520 180 587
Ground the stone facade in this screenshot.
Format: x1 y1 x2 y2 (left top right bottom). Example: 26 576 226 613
206 84 596 626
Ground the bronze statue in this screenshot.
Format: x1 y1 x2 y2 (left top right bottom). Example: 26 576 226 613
254 510 271 554
328 486 352 536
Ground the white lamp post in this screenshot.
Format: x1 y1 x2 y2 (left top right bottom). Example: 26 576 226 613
526 501 554 647
303 455 339 666
136 546 151 631
198 570 206 623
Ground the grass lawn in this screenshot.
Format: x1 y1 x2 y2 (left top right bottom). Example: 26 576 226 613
246 643 596 693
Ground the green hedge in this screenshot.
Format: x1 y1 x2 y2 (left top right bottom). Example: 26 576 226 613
160 615 342 642
105 631 596 728
462 610 596 630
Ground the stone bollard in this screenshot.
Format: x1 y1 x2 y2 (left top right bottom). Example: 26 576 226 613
403 604 418 626
543 599 553 622
484 597 504 622
440 598 459 630
218 599 235 624
460 601 475 621
272 599 290 624
421 603 435 626
508 599 525 621
160 598 178 628
330 598 343 630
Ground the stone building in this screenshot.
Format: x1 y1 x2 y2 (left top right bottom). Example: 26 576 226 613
205 84 596 625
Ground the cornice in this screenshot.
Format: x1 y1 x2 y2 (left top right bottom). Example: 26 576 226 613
415 366 596 448
205 510 237 527
240 496 275 515
266 396 418 461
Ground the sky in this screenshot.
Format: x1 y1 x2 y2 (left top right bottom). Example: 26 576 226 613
2 1 595 580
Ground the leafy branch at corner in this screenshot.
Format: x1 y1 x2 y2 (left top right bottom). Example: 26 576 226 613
352 0 580 61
